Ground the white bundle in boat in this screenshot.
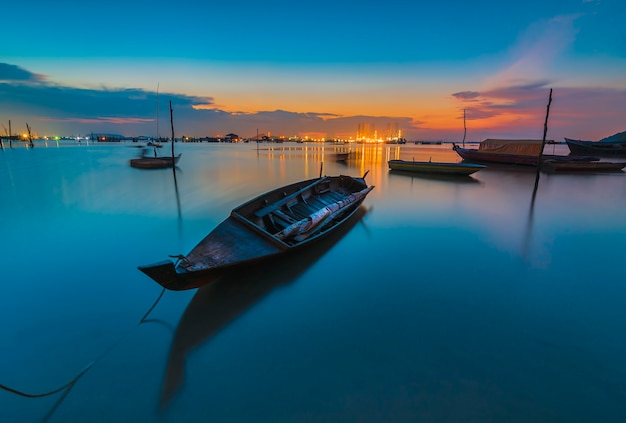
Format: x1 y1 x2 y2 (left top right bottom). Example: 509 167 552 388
275 186 374 241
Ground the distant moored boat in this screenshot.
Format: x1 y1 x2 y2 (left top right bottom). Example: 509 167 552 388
565 131 626 157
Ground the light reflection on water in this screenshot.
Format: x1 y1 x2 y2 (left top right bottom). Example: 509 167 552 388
1 142 626 422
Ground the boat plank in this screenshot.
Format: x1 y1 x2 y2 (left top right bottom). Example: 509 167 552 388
254 177 329 217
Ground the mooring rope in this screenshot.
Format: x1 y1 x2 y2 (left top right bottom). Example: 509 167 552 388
169 254 192 267
0 287 167 399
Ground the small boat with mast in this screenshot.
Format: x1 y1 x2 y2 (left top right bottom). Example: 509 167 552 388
130 100 181 169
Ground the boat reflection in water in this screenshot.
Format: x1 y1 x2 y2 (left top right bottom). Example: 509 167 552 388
159 207 369 408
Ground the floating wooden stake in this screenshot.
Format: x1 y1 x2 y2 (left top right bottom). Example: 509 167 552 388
462 109 467 148
169 100 177 175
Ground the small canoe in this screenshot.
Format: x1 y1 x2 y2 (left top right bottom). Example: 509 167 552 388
139 173 374 290
388 159 486 175
333 152 350 161
130 154 181 169
541 160 626 173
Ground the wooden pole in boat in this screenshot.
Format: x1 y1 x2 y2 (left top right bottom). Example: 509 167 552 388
156 83 160 142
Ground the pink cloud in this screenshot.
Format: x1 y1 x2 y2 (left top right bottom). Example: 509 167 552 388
450 82 626 140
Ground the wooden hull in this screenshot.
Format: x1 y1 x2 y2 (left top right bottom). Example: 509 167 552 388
565 138 626 157
333 152 350 161
542 160 626 173
453 145 543 166
130 154 181 169
388 159 485 175
139 174 373 290
453 144 598 166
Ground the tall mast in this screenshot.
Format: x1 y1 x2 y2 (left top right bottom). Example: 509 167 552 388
156 83 160 141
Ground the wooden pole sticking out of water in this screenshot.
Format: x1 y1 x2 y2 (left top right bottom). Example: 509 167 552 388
535 88 553 179
25 122 34 148
1 124 6 150
462 109 466 148
9 120 12 148
156 83 160 142
526 89 553 259
169 101 176 174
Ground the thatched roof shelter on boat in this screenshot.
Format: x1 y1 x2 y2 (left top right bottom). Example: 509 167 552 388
478 139 552 156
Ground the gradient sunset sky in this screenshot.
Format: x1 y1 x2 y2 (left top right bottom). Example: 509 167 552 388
1 0 625 141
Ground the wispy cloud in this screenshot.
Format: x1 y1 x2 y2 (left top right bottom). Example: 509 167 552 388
487 14 580 88
0 62 415 138
0 63 46 82
443 14 626 139
0 66 218 135
450 80 626 140
452 91 481 102
38 116 154 125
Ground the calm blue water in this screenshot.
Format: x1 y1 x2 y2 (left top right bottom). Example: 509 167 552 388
2 141 626 422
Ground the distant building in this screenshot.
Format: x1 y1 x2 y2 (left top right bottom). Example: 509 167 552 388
224 133 240 142
357 122 403 143
92 133 124 142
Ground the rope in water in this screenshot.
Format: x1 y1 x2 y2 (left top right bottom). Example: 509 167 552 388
0 287 166 399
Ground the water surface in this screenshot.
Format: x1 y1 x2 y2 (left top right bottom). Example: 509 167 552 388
1 142 625 422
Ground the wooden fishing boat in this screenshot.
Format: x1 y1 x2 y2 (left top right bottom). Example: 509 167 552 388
332 152 351 162
452 139 598 166
130 98 180 169
541 159 626 173
138 173 374 290
388 159 486 176
565 137 626 157
130 153 181 169
131 102 180 169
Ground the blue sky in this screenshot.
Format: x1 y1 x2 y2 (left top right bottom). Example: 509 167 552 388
1 0 625 141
